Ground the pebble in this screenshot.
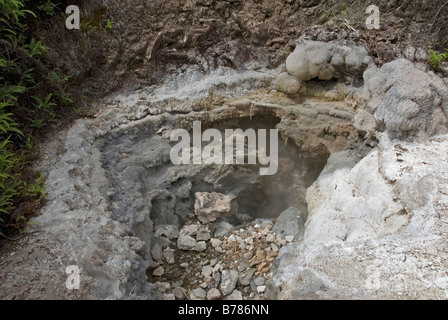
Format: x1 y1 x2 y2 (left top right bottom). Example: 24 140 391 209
202 265 213 278
177 234 197 250
207 288 221 300
151 243 163 261
200 282 208 289
213 263 221 273
163 293 175 300
210 258 218 267
260 227 270 236
173 287 186 300
224 290 243 300
243 251 253 260
254 276 266 286
163 251 175 264
220 269 239 296
245 237 254 245
155 225 179 240
196 227 211 241
194 241 207 252
192 287 207 300
237 260 250 272
257 262 267 272
210 238 222 248
257 285 266 293
266 233 276 243
153 266 164 277
180 224 200 236
215 246 223 253
208 272 221 289
239 268 256 286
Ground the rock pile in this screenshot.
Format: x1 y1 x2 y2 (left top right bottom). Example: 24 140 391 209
148 192 301 300
275 41 373 94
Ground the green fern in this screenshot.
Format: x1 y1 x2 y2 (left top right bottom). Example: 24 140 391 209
21 38 47 58
32 93 56 110
429 49 448 70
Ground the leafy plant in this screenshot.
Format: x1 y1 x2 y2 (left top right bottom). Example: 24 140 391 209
32 93 56 110
80 20 97 34
47 71 70 85
106 18 113 30
429 49 448 70
21 38 47 58
0 0 70 238
73 106 90 117
37 0 55 16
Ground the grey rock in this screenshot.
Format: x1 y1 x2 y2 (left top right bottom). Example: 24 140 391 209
210 238 222 248
220 269 239 296
239 268 256 286
275 72 301 95
173 287 186 300
151 243 163 261
194 241 207 252
179 224 200 236
194 192 232 224
363 59 448 140
257 285 266 293
208 271 221 289
272 207 305 240
243 251 254 260
214 221 234 237
177 234 197 250
207 288 221 300
254 276 266 286
286 41 372 83
162 251 175 264
154 224 179 240
201 265 214 278
153 266 164 277
237 260 250 272
192 287 207 300
196 226 211 241
264 279 280 300
224 290 243 300
153 236 172 250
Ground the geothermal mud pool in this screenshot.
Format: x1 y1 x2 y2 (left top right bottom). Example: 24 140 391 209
96 103 344 299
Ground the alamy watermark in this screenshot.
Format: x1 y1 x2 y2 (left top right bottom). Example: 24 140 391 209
66 265 80 290
65 5 80 30
366 5 380 30
170 121 279 176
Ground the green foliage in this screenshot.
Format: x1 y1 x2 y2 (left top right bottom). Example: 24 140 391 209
106 18 113 30
73 106 90 117
37 0 55 16
0 0 74 238
429 49 448 70
80 20 97 34
21 38 47 58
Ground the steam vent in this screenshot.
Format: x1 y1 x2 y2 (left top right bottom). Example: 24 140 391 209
1 0 448 302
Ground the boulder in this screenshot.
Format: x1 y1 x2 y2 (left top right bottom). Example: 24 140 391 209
274 72 301 94
363 59 448 140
